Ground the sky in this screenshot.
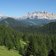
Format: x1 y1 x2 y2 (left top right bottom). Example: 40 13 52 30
0 0 56 17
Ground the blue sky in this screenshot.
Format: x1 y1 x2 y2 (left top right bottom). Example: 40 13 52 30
0 0 56 17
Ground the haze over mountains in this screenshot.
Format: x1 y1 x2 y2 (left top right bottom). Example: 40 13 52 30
0 11 56 20
0 11 56 29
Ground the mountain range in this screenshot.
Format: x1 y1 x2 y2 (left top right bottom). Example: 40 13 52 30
19 11 56 20
0 11 56 31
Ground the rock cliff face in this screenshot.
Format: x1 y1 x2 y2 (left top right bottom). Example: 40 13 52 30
20 11 56 20
0 11 56 20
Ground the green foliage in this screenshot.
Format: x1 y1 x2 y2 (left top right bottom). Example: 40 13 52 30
0 22 56 56
0 46 21 56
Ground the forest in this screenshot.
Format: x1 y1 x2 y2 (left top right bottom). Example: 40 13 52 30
0 22 56 56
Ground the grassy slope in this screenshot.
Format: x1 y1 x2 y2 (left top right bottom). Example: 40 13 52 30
0 46 21 56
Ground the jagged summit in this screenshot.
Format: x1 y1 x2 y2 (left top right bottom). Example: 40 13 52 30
0 11 56 20
20 11 56 20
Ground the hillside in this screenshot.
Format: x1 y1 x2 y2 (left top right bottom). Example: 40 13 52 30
38 22 56 33
0 46 21 56
0 17 50 26
0 21 56 56
0 17 55 32
0 25 27 56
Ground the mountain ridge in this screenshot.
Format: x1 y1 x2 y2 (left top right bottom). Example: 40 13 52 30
19 11 56 20
0 11 56 20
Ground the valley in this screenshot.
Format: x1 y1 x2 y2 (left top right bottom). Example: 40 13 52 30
0 16 56 56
